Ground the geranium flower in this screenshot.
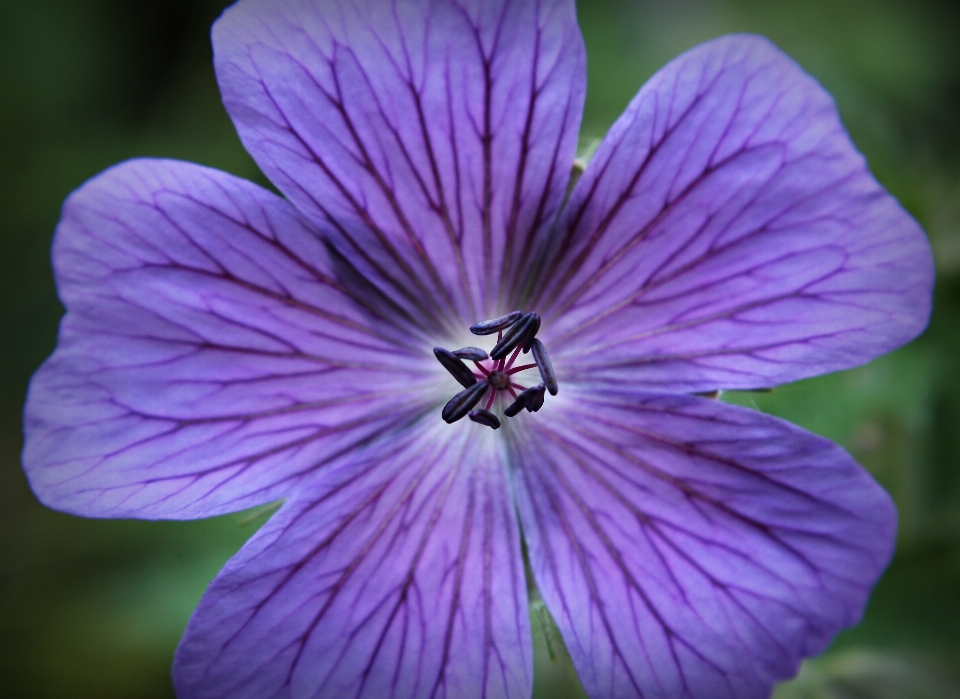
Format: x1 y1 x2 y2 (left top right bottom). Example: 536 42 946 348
23 1 934 698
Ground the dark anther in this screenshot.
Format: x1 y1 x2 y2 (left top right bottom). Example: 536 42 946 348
530 339 558 396
434 347 477 388
490 313 540 360
524 385 546 412
453 347 488 361
469 311 523 336
440 311 557 426
468 409 501 430
442 380 489 423
503 395 526 418
504 385 545 417
521 315 541 353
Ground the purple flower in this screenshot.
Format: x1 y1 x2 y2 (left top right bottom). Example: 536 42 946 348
22 1 934 698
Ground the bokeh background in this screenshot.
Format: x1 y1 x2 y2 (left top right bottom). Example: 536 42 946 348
2 1 959 697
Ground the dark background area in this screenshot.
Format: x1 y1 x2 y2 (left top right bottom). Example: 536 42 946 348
2 1 960 697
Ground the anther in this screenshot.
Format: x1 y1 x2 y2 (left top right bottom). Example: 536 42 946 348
524 385 546 412
439 312 557 426
442 380 490 423
490 313 540 360
434 347 477 388
503 395 526 418
470 311 523 336
504 384 545 417
530 339 558 396
468 409 501 430
452 347 488 361
521 315 541 353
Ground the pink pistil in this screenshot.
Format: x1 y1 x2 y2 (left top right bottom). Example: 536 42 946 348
507 363 536 375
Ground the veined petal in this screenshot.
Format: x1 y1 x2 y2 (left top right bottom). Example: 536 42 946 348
174 421 531 699
537 35 933 392
213 0 585 326
512 391 895 699
23 159 436 520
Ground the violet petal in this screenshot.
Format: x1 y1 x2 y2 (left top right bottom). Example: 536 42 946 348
174 424 531 699
539 35 933 392
512 390 896 699
213 0 586 323
22 159 433 520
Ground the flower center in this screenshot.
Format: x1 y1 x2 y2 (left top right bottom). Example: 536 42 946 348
433 311 558 430
487 370 510 391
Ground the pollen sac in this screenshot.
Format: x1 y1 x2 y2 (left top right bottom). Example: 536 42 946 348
433 347 477 388
503 384 546 417
521 315 541 353
452 347 488 361
524 385 546 412
505 384 546 417
469 311 523 336
468 409 501 430
442 380 489 423
530 339 558 396
490 313 541 360
503 396 526 418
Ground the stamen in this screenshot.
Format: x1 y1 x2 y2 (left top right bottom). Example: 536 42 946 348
530 339 558 396
496 330 506 371
490 312 540 360
468 409 501 430
521 314 541 353
453 347 488 361
524 384 546 412
438 312 558 426
504 384 545 417
433 347 477 388
470 311 523 336
503 395 526 418
505 345 523 371
442 380 490 423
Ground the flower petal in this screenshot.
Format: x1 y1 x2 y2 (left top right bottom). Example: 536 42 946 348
512 390 895 699
23 159 437 520
537 35 933 392
213 0 585 325
174 422 531 699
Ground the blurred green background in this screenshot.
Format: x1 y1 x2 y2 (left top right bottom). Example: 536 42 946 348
1 1 959 697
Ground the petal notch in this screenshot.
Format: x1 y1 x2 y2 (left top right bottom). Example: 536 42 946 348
23 160 432 519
